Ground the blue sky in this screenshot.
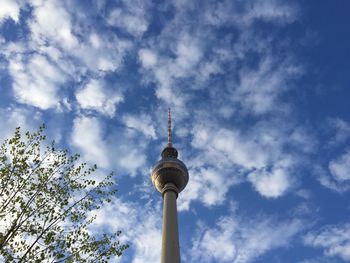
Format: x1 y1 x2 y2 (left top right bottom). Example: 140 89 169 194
1 0 350 262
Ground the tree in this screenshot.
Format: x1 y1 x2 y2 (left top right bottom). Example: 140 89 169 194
0 125 128 262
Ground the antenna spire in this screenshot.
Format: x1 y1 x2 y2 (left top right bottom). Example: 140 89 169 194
168 108 172 147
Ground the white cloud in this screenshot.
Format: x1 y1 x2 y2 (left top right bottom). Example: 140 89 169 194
156 33 203 81
316 166 350 193
138 34 203 108
70 115 148 177
146 55 194 108
190 211 304 263
248 158 292 198
154 83 187 108
248 168 290 198
105 127 148 177
1 0 133 116
108 8 148 37
0 107 42 142
174 34 203 73
242 0 299 25
74 33 132 73
118 148 147 177
178 126 259 209
29 0 78 50
194 219 237 262
107 0 149 38
22 1 133 77
234 57 299 115
9 53 66 109
177 119 309 208
177 171 202 211
289 128 317 153
76 78 123 117
178 166 234 211
138 49 157 69
197 60 222 83
123 113 157 139
328 150 350 182
328 118 350 146
89 198 162 263
202 0 299 28
136 0 301 117
191 126 267 169
315 150 350 193
304 223 350 261
316 119 350 192
71 116 109 168
0 0 21 23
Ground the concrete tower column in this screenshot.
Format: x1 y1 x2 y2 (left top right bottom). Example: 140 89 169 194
161 183 180 263
151 109 189 263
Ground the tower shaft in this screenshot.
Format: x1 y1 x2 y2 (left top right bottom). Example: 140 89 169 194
151 109 188 263
161 183 180 263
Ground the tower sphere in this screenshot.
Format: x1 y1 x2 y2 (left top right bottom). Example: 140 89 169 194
151 108 189 194
151 145 189 194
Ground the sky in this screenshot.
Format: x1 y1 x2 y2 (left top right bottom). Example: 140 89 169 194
0 0 350 262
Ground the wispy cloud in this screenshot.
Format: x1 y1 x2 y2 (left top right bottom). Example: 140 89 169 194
314 118 350 193
76 78 124 118
107 3 149 38
29 0 78 50
329 150 350 182
89 197 162 263
9 53 67 109
123 113 157 139
328 118 350 146
0 0 21 23
0 106 41 140
179 117 314 208
189 206 305 263
71 115 110 168
304 223 350 261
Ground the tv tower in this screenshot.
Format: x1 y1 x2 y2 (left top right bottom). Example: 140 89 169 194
151 109 189 263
